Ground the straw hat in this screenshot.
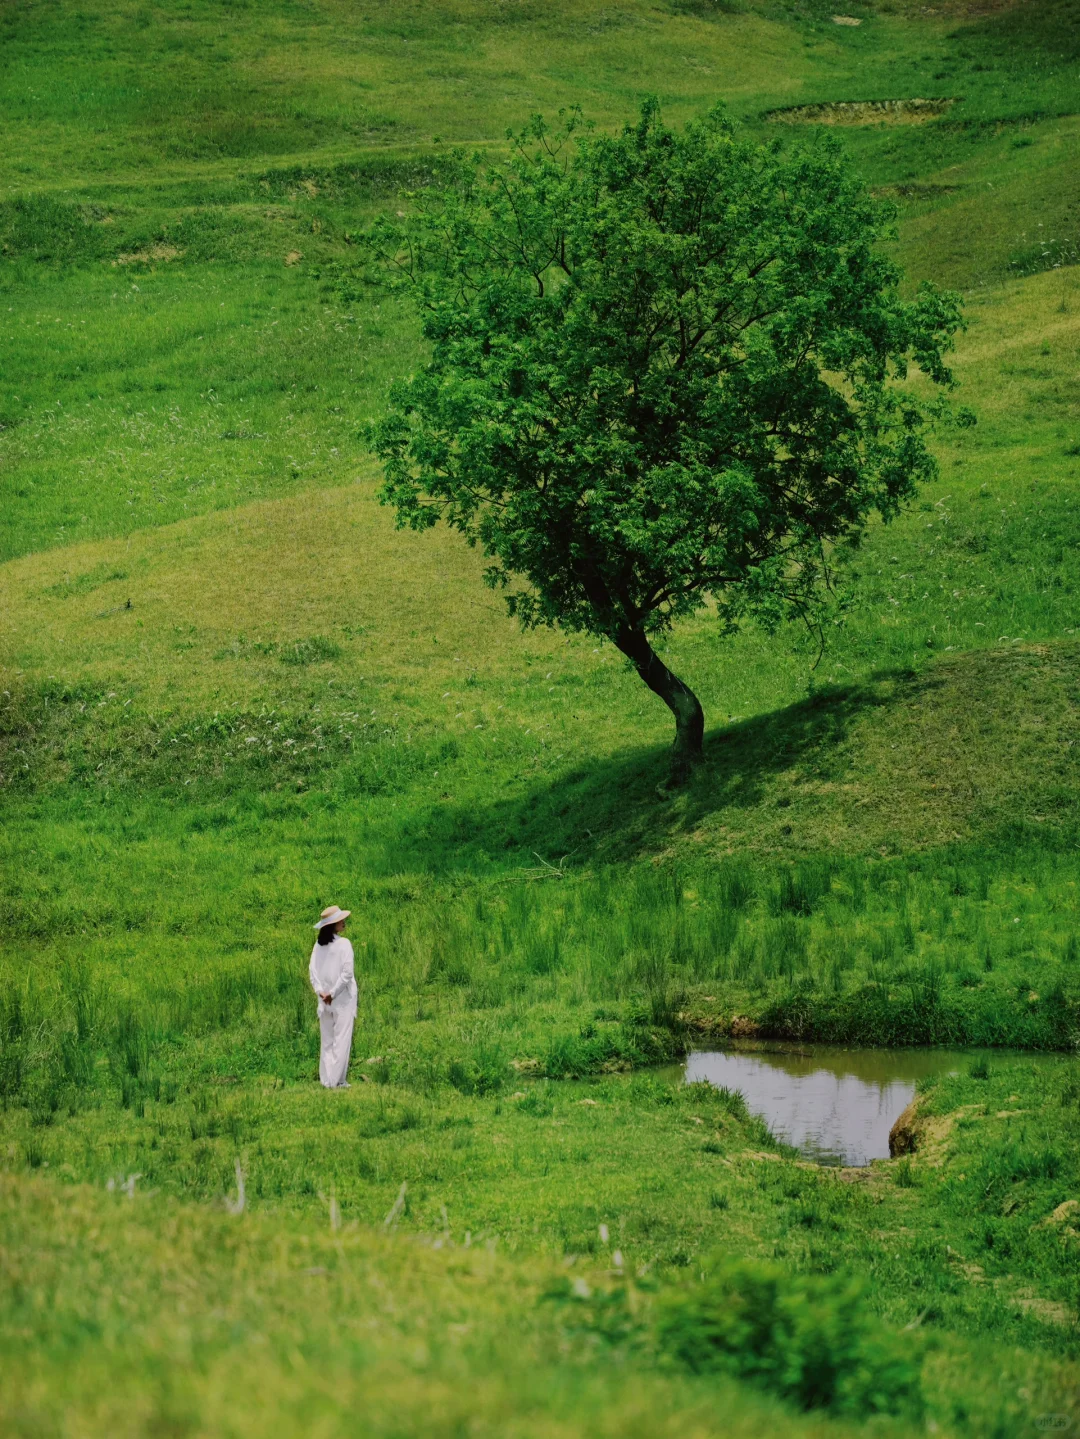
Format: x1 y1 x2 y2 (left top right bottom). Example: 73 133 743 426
313 904 351 931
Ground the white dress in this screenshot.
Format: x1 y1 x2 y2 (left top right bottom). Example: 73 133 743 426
309 936 357 1088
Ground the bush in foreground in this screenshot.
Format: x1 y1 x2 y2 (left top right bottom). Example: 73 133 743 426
657 1259 923 1418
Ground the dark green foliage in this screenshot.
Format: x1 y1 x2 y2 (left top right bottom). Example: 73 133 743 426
0 990 24 1042
360 1101 425 1136
0 681 438 804
657 1260 923 1417
982 1141 1062 1186
447 1042 509 1096
0 196 112 265
59 1030 94 1088
114 1008 150 1081
714 863 754 911
542 1018 682 1078
894 1158 918 1189
771 861 833 917
28 1082 62 1128
684 1080 749 1122
668 0 744 16
370 101 965 762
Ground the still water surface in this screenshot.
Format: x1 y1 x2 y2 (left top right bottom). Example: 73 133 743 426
676 1046 1063 1167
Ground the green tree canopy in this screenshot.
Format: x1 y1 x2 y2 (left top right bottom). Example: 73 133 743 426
367 101 964 778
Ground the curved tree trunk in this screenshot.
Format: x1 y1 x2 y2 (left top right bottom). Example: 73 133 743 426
613 625 704 783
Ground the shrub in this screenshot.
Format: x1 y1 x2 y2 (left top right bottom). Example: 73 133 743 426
657 1259 923 1418
541 1031 589 1079
447 1041 508 1096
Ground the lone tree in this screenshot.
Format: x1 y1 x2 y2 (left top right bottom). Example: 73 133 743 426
367 102 964 780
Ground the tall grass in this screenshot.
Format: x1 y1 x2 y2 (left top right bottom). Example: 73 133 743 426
2 842 1077 1129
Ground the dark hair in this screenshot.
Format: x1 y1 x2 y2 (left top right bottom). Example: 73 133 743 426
317 924 338 946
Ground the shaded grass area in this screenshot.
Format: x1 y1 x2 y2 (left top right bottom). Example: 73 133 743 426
13 638 1080 855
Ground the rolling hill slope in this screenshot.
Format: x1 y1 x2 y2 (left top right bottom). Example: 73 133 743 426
3 1 1080 1434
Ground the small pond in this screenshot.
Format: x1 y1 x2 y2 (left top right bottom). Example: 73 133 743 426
673 1046 1065 1168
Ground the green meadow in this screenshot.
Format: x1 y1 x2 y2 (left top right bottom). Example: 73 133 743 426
2 0 1080 1433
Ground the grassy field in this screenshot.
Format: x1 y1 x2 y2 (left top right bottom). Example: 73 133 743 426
2 0 1080 1433
3 1058 1080 1438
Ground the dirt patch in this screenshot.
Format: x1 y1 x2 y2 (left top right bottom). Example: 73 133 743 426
1011 1292 1076 1327
889 1098 922 1156
873 182 962 201
889 1096 981 1165
766 98 956 126
112 244 182 266
1040 1199 1080 1227
836 1166 871 1184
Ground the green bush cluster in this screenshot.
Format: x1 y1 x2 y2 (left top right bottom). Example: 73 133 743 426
447 1041 509 1096
657 1260 924 1418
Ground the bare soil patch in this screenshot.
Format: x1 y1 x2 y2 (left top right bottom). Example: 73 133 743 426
112 244 182 266
766 97 956 125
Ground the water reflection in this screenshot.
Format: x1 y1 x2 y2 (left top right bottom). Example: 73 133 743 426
680 1046 1046 1167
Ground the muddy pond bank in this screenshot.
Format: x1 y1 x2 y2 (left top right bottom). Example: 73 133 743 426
664 1045 1069 1167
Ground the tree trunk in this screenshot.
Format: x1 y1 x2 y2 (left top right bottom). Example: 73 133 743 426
613 625 704 783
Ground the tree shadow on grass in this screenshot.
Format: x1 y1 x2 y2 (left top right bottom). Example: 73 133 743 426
416 666 922 872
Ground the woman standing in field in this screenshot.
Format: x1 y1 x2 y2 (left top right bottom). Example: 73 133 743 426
309 904 357 1088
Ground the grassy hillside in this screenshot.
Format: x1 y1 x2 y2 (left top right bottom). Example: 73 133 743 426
2 0 1079 562
3 0 1080 1433
3 1053 1080 1437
